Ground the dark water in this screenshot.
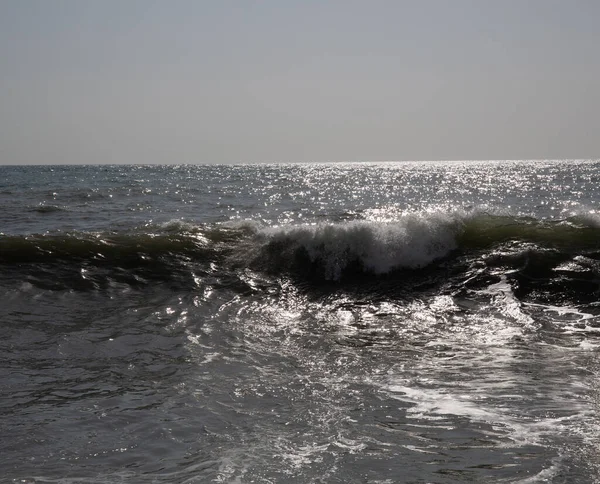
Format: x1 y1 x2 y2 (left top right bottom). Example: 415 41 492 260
1 161 600 483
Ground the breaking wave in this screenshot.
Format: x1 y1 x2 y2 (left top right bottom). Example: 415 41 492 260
2 212 600 290
252 213 460 280
251 212 600 280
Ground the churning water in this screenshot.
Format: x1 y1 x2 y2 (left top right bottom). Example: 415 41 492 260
2 161 600 483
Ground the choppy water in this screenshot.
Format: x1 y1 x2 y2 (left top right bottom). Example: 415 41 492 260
2 161 600 483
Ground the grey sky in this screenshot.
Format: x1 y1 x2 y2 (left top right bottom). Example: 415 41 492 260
1 0 598 164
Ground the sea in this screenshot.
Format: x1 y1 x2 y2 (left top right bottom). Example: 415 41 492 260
1 160 600 484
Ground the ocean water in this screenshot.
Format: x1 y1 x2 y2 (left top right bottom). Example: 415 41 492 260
1 160 600 483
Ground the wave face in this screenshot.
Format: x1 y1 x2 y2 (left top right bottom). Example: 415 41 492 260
2 212 600 302
253 213 600 280
2 213 600 269
253 213 461 280
0 224 245 264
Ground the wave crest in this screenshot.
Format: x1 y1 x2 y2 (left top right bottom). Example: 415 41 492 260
3 212 600 285
253 213 461 280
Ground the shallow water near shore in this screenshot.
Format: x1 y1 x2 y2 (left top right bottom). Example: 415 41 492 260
2 161 600 483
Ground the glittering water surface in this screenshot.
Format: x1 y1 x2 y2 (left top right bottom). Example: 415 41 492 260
1 161 600 483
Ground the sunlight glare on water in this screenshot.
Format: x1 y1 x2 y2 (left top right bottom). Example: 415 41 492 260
1 161 600 482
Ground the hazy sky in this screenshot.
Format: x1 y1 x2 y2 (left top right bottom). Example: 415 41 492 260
1 1 599 164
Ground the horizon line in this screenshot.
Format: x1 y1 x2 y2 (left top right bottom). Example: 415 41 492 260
0 158 598 167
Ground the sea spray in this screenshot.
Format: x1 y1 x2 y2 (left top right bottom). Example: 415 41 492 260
254 213 461 280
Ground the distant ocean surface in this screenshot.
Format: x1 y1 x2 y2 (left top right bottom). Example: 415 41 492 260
2 161 600 483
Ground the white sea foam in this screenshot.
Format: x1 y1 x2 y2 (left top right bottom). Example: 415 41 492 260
566 209 600 227
260 212 462 280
